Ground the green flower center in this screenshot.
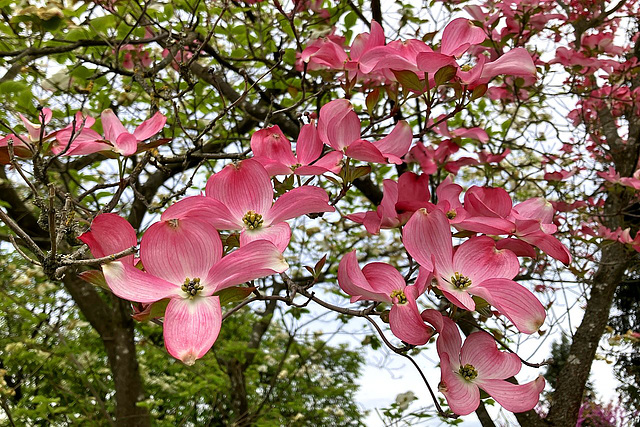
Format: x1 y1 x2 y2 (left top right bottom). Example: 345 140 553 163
459 364 478 381
182 277 203 299
446 209 457 220
242 210 264 230
450 272 472 289
390 289 408 305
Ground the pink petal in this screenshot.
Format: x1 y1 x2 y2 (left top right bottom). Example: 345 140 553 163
453 236 519 283
389 285 433 345
310 150 343 174
452 127 489 143
101 109 127 143
512 198 554 223
337 251 391 303
256 158 295 176
350 20 385 61
416 52 458 73
205 159 273 220
460 332 521 380
264 185 334 224
362 262 407 296
472 278 546 334
456 56 486 85
374 120 413 159
403 208 453 273
477 376 545 413
79 213 137 264
345 139 388 163
346 211 383 234
162 195 241 230
359 46 421 74
240 221 291 252
397 172 431 208
465 186 513 218
455 216 515 235
440 18 486 57
204 240 289 292
518 232 572 265
433 314 463 367
140 218 223 287
293 164 330 175
102 261 180 303
55 131 110 156
480 48 537 81
318 99 361 151
495 238 537 258
439 284 476 311
296 123 323 165
163 296 222 365
133 111 167 141
439 353 480 415
251 125 298 166
114 132 138 156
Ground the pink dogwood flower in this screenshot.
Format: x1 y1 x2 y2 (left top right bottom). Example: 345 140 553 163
165 159 334 251
0 108 53 163
250 123 342 176
347 172 431 234
338 251 433 345
404 208 546 334
426 313 545 415
79 213 288 365
55 109 166 156
318 99 412 164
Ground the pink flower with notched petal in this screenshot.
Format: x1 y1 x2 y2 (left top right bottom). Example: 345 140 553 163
165 159 334 251
250 123 342 176
317 99 412 164
54 109 167 156
338 251 433 345
0 108 54 164
404 208 546 334
79 213 288 365
347 172 432 234
423 312 545 415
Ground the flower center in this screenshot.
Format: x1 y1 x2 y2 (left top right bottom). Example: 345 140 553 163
390 289 408 305
450 272 472 289
291 163 302 171
458 364 478 381
242 210 264 230
168 218 179 228
182 277 203 299
460 64 473 72
446 209 457 219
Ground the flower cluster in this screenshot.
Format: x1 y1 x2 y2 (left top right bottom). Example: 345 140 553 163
63 16 565 417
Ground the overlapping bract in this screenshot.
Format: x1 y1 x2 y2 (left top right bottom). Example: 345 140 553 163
80 213 288 365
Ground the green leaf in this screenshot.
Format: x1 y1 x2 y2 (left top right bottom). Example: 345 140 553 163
366 88 380 114
215 286 256 305
471 83 488 101
391 69 424 93
77 269 109 290
434 65 456 87
132 299 170 322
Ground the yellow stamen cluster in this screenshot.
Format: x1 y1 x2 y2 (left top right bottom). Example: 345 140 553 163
182 277 203 299
242 210 264 230
446 209 457 220
390 289 408 305
451 272 472 289
459 364 478 381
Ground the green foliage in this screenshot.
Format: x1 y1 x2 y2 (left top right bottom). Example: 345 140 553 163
0 252 365 425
